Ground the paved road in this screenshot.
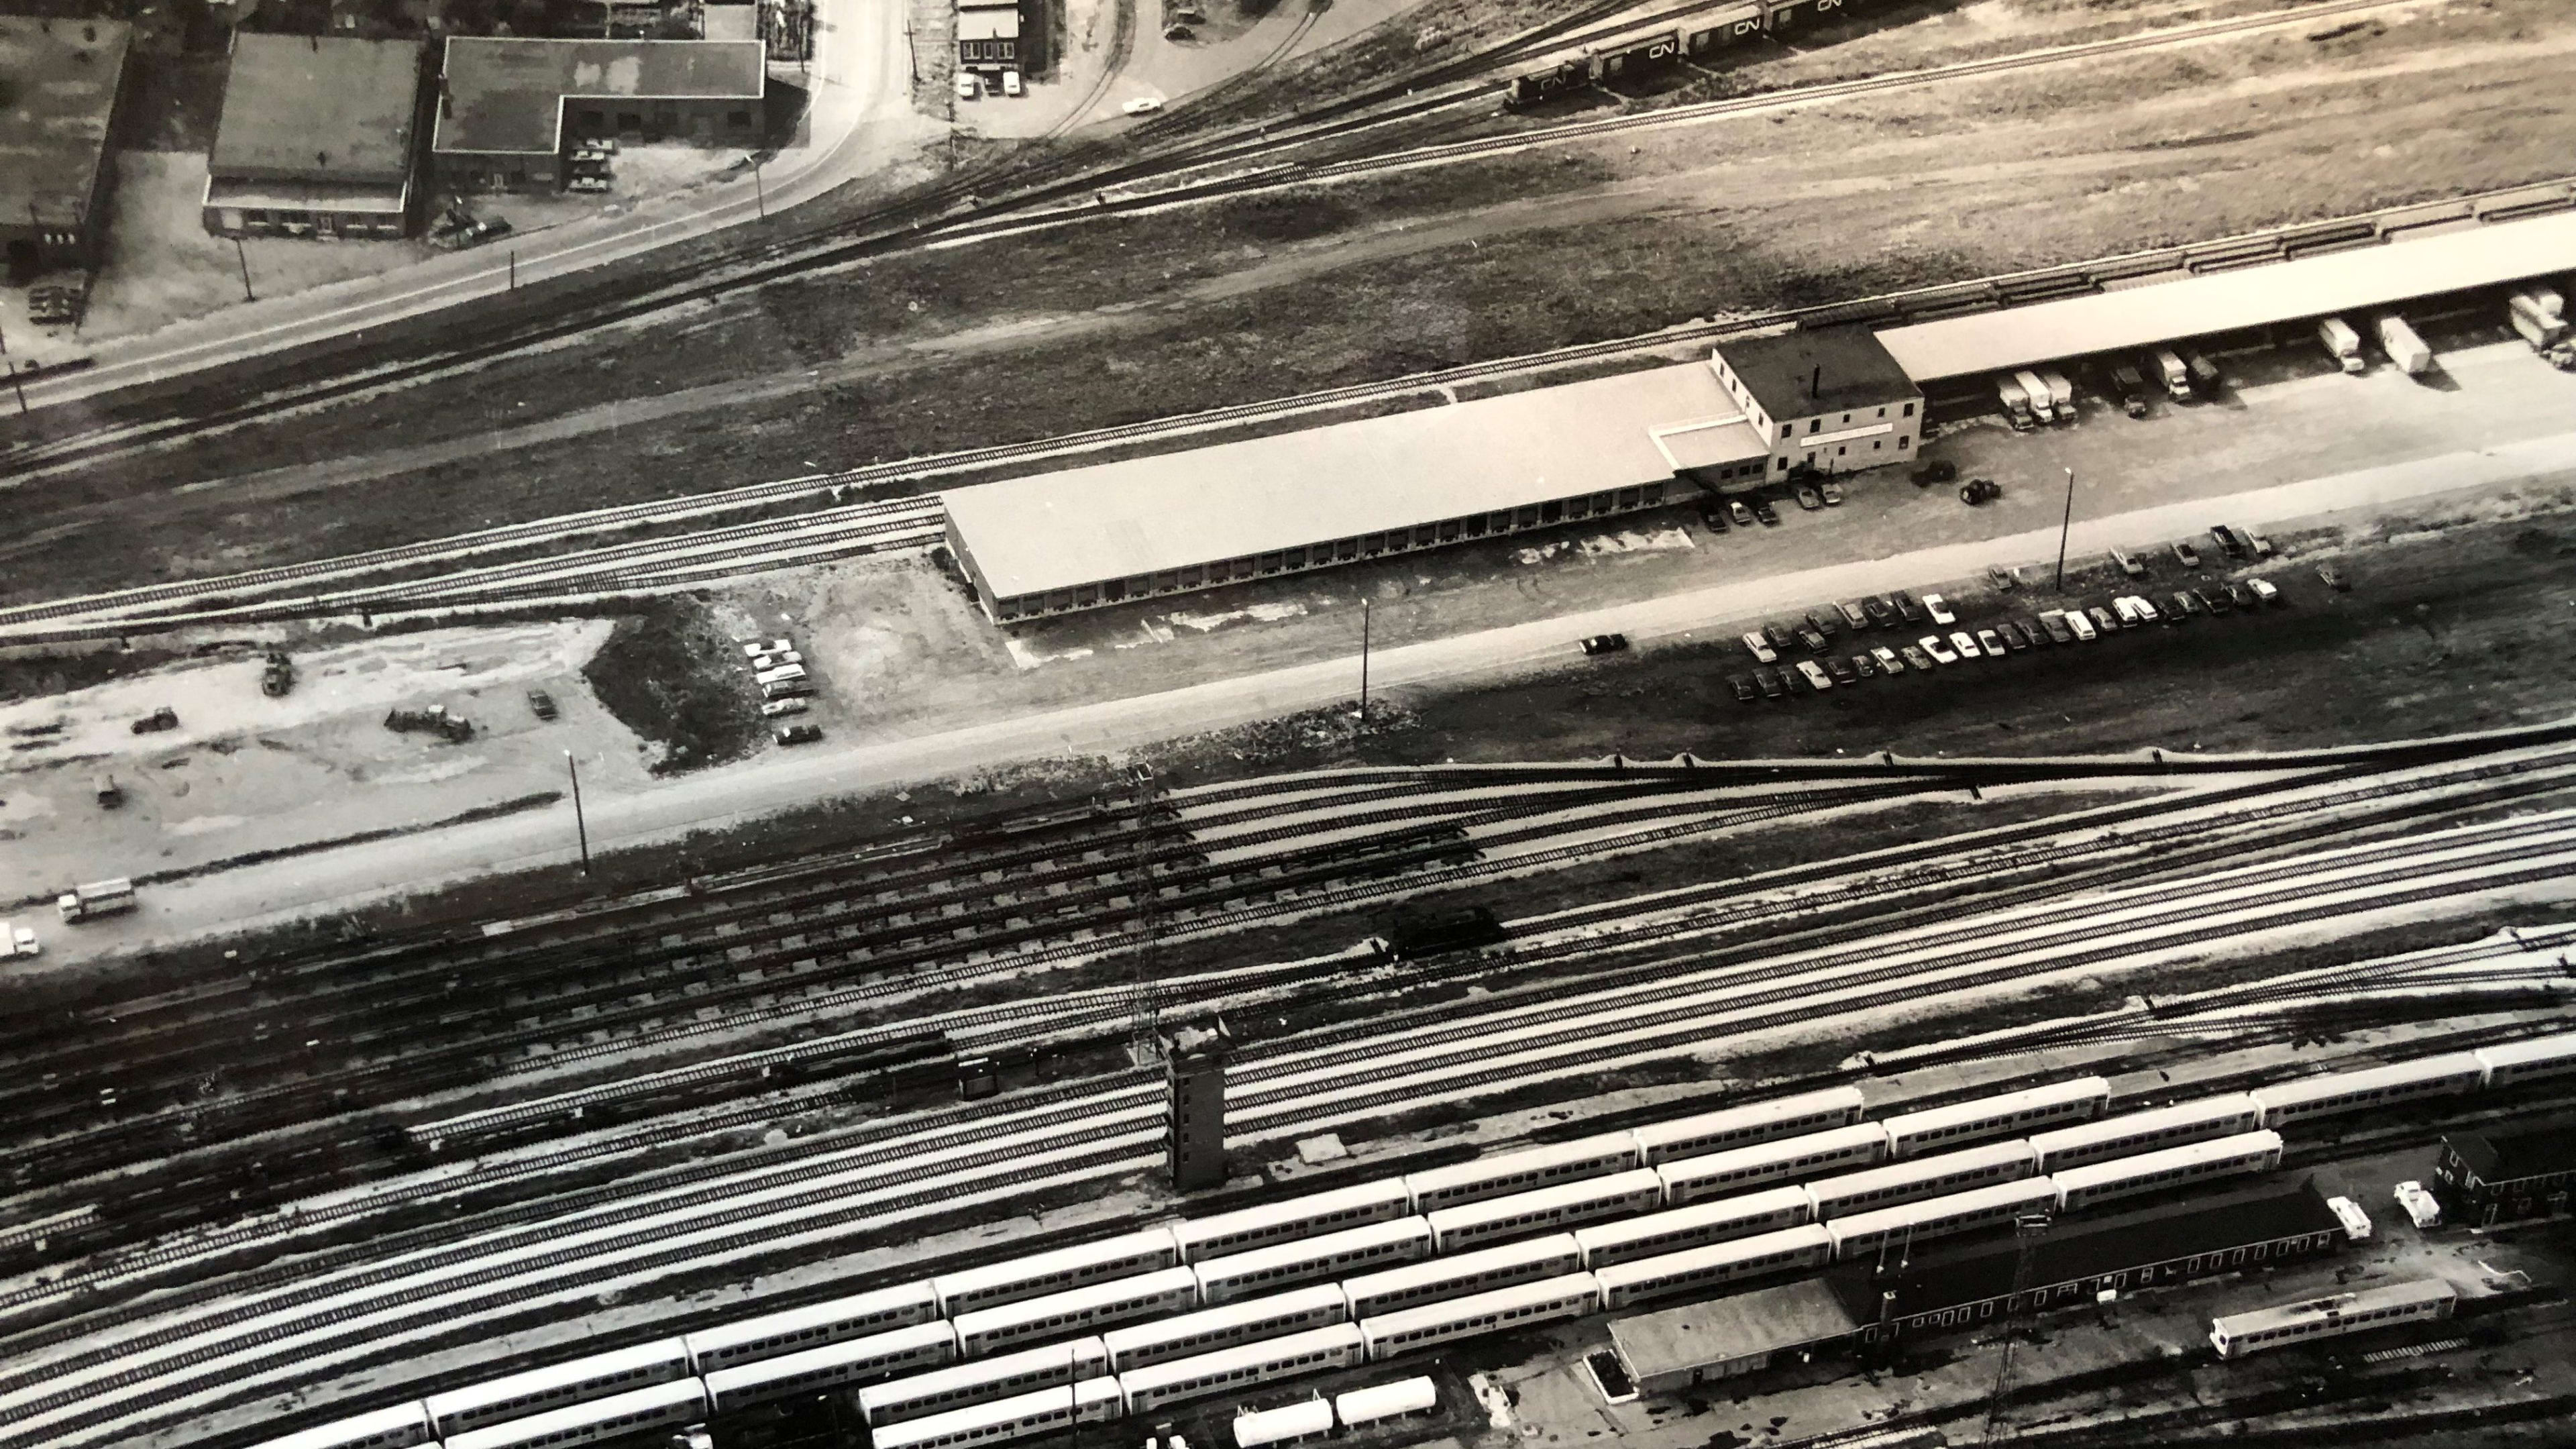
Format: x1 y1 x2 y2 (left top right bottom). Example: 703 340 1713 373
38 423 2576 967
10 0 927 420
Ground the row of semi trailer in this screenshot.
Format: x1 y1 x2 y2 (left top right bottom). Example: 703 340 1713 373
244 1032 2576 1449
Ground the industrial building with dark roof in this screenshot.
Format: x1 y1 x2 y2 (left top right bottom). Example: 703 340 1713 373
0 15 132 276
432 38 765 191
2434 1121 2576 1226
1706 327 1923 483
203 34 429 238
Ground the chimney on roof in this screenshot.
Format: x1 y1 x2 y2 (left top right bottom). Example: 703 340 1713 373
1810 364 1820 400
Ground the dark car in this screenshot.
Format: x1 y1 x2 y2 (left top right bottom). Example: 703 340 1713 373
1900 645 1936 671
527 690 558 720
1731 676 1759 702
1797 626 1829 653
1893 592 1927 625
2019 616 2054 647
2171 591 2204 619
1851 652 1876 680
2210 525 2249 560
1795 484 1825 511
1826 655 1858 684
2224 582 2260 610
1864 595 1896 627
1986 566 2018 593
2318 564 2351 592
1754 500 1780 527
2037 613 2074 645
1998 622 2031 652
2196 587 2230 615
1911 460 1959 486
1837 601 1870 631
2087 606 2121 635
1765 624 1793 651
1806 610 1839 639
1756 669 1787 699
2172 541 2202 569
1698 501 1730 533
775 722 823 745
1580 633 1629 656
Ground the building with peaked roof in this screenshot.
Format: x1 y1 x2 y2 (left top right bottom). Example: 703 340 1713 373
0 15 133 278
431 37 765 191
203 34 429 238
2434 1122 2576 1226
938 358 1768 623
1706 327 1924 484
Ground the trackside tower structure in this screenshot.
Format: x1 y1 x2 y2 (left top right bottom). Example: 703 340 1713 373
1164 1022 1231 1192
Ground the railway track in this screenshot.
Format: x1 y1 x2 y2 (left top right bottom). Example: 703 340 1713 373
16 810 2576 1449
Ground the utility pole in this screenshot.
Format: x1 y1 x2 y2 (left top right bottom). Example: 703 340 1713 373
1980 1210 2055 1445
508 250 517 290
2052 467 2076 591
1356 597 1372 727
751 156 766 218
6 361 25 417
1128 762 1163 1068
564 750 592 877
233 237 255 302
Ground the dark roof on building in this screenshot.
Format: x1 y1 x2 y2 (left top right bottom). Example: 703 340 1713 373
434 38 764 155
1854 1179 2337 1315
1611 1279 1860 1381
2447 1124 2576 1185
212 34 427 185
0 15 131 225
1715 327 1919 420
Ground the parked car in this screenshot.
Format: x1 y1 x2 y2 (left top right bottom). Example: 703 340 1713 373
2087 606 2121 635
1753 500 1780 527
1911 460 1958 486
742 638 793 657
1997 623 2029 652
568 176 612 194
1825 655 1857 684
1849 652 1876 680
2210 525 2248 560
1796 660 1833 690
1729 500 1758 528
761 698 812 718
1819 480 1843 506
1893 592 1927 625
2394 1181 2442 1228
1580 633 1629 656
1864 596 1896 627
2037 612 2074 644
1958 478 2001 504
1741 631 1778 664
1756 669 1786 700
1120 95 1163 115
2059 609 2096 641
752 649 804 669
1699 500 1731 533
1765 624 1793 651
1975 628 2005 657
1002 70 1024 97
1900 645 1936 671
2171 540 2202 569
447 216 513 249
1922 592 1957 626
776 722 824 745
1986 566 2017 592
1836 601 1870 631
1795 484 1824 511
570 147 613 165
1797 626 1829 653
1871 645 1904 675
2317 563 2351 591
2111 547 2147 579
1806 609 1839 639
1918 635 1961 665
1730 676 1759 703
2171 590 2204 619
527 690 557 720
957 72 980 99
2247 578 2282 604
2016 616 2052 647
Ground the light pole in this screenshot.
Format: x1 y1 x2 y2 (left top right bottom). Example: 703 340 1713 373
2052 467 2076 591
6 361 25 417
233 236 255 303
1356 597 1371 727
564 749 592 876
750 156 766 218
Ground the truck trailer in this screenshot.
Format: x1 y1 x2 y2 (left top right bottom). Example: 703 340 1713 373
2151 349 2192 400
2037 369 2075 419
1996 374 2035 428
2012 369 2055 423
58 879 137 924
2374 315 2432 376
2316 317 2366 374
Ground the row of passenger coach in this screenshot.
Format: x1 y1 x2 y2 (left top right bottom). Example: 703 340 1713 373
248 1034 2576 1449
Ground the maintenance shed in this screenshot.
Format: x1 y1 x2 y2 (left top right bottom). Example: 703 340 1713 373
939 360 1766 623
1874 211 2576 382
2433 1121 2576 1226
205 34 429 238
433 38 765 191
0 16 133 276
1608 1278 1862 1392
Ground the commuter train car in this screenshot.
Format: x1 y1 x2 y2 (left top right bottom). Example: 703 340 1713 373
2029 1095 2261 1173
1425 1170 1663 1253
1881 1079 2110 1159
1118 1324 1368 1414
682 1281 941 1375
2472 1034 2576 1089
1193 1218 1432 1305
1803 1140 2037 1220
2049 1132 2283 1212
242 1403 435 1449
1592 1225 1834 1309
1628 1087 1867 1166
1099 1285 1350 1373
930 1228 1184 1317
1175 1181 1412 1264
1342 1234 1582 1318
1571 1186 1811 1269
1657 1122 1888 1205
1355 1275 1597 1357
869 1379 1124 1449
702 1322 956 1413
423 1340 692 1440
951 1268 1199 1358
1403 1134 1640 1214
439 1380 706 1449
2249 1055 2483 1129
2208 1279 2457 1358
1825 1179 2059 1262
858 1338 1110 1427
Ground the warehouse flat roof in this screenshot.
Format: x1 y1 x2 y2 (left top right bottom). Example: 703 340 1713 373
1609 1278 1860 1382
435 38 765 154
0 16 131 223
1876 212 2576 381
1715 327 1919 418
942 362 1741 600
213 35 426 184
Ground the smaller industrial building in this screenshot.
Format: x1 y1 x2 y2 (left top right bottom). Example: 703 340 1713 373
0 15 133 277
1706 328 1923 482
2434 1122 2576 1226
1611 1279 1858 1393
956 0 1020 74
204 34 429 238
432 38 766 191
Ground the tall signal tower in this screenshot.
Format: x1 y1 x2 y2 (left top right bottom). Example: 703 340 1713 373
1162 1020 1231 1191
1980 1210 2055 1445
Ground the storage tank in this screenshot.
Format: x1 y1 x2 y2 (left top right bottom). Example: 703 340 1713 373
2374 316 2432 376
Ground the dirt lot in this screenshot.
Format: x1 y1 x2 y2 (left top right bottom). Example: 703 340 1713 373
9 0 2575 602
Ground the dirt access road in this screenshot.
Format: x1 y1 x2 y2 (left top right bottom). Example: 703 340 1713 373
12 0 2574 606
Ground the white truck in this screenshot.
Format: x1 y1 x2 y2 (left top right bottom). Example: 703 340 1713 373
0 922 37 958
2151 349 2192 400
1996 374 2035 428
2510 290 2576 368
58 878 136 924
2375 315 2432 376
2316 316 2366 374
2012 369 2055 423
2037 369 2075 420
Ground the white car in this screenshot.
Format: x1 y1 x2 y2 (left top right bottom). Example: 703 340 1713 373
1870 645 1903 675
2247 577 2281 603
1741 631 1778 664
2123 595 2161 623
1002 70 1023 97
2394 1181 2442 1228
1795 660 1832 691
2326 1195 2372 1243
1949 631 1982 659
760 698 810 718
1923 592 1957 626
741 638 792 658
750 649 803 669
956 72 979 99
1918 634 1960 665
1120 96 1163 115
1 923 34 958
2063 608 2098 641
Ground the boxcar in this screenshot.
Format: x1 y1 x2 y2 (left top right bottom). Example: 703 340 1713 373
1683 1 1765 56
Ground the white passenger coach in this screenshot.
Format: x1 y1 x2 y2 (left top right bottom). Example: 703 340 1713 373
2051 1132 2283 1212
1340 1234 1582 1318
1569 1185 1811 1269
858 1338 1110 1426
1656 1122 1889 1204
1425 1169 1663 1252
438 1381 705 1449
950 1267 1198 1358
2028 1095 2261 1173
1880 1078 2110 1159
1803 1140 2037 1220
682 1281 939 1374
1192 1218 1432 1305
702 1321 955 1412
422 1340 691 1439
1099 1285 1350 1372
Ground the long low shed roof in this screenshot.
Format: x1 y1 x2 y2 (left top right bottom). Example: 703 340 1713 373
941 364 1749 601
1875 211 2576 381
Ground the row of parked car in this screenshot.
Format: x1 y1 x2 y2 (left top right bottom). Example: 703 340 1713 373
742 637 824 745
1727 575 2290 701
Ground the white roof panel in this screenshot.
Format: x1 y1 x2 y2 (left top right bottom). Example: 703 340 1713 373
932 1228 1174 1299
2254 1054 2483 1107
1874 212 2576 381
1656 1122 1887 1183
1630 1087 1866 1155
244 1404 431 1449
1099 1285 1348 1354
951 1267 1196 1338
940 364 1736 600
869 1385 1073 1449
2210 1277 2457 1335
1193 1217 1429 1282
1883 1079 2107 1138
439 1381 702 1449
1589 1224 1832 1293
1808 1140 2032 1201
2049 1130 2282 1191
1116 1324 1366 1398
857 1338 1096 1413
1572 1187 1810 1254
1354 1273 1596 1340
702 1321 954 1395
683 1282 937 1357
1335 1377 1438 1425
1177 1180 1411 1254
1426 1169 1662 1234
1340 1234 1577 1299
422 1339 688 1419
1405 1133 1638 1198
2477 1032 2576 1069
1234 1397 1334 1446
2029 1095 2259 1155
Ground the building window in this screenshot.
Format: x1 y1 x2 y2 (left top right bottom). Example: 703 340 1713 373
1778 424 1790 441
1840 413 1849 423
1872 440 1881 449
1807 419 1819 433
1898 435 1910 448
1776 458 1788 472
1876 407 1885 418
1903 402 1915 416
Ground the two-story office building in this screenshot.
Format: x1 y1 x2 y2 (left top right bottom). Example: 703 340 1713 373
1707 327 1924 484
